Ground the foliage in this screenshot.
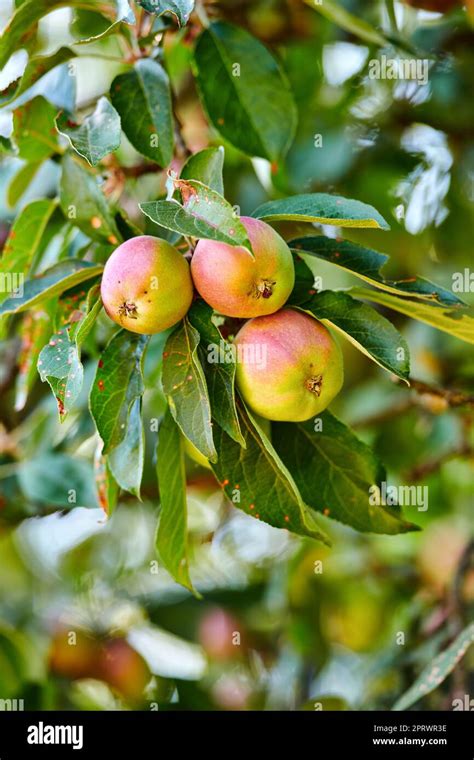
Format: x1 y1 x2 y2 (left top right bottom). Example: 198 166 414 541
0 0 473 712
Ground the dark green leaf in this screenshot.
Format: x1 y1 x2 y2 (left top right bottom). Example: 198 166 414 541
108 397 144 497
162 318 217 462
187 300 244 447
273 412 419 534
59 152 121 243
156 407 196 592
253 193 390 230
301 292 410 381
180 146 224 195
393 623 474 711
0 47 75 107
289 254 315 306
349 287 474 346
194 21 297 161
210 403 330 544
0 261 103 317
140 178 252 252
111 58 173 166
13 96 59 162
137 0 194 26
37 327 84 421
56 97 121 166
290 236 463 307
89 330 149 455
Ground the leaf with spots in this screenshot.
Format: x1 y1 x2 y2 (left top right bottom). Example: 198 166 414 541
272 412 419 535
15 309 51 412
37 327 84 421
156 407 197 594
89 330 149 454
290 236 464 307
187 300 244 447
94 447 119 516
300 291 410 382
252 193 390 230
59 152 121 243
56 97 121 166
393 623 474 711
162 318 217 463
210 402 330 544
111 58 173 167
140 178 252 254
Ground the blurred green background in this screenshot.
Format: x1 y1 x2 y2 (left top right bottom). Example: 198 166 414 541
0 0 473 711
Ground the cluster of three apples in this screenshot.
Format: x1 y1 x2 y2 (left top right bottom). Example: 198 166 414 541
100 217 343 422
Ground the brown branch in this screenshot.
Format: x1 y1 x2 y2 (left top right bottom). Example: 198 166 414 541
396 377 474 409
406 444 473 482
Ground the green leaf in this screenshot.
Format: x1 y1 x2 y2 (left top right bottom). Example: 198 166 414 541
289 254 316 306
290 236 463 307
18 452 97 508
74 0 135 44
187 300 244 447
59 152 121 243
301 291 410 381
0 199 57 282
162 318 217 462
303 0 388 47
0 47 75 107
89 330 149 455
180 146 224 195
0 261 103 317
253 193 390 230
393 623 474 711
7 162 43 207
56 97 121 166
69 283 103 347
194 21 297 161
140 179 252 252
349 287 474 346
37 327 84 421
156 408 196 593
13 96 59 162
108 397 144 497
137 0 194 26
111 58 173 166
272 412 419 535
0 0 66 68
211 403 330 544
